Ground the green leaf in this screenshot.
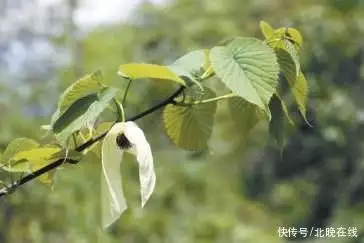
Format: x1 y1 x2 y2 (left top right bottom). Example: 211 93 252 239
51 71 104 124
228 97 264 136
269 94 286 150
162 87 217 150
168 50 206 90
118 63 187 86
259 21 275 39
59 70 104 112
275 27 303 49
52 87 118 145
278 41 300 76
210 37 279 116
276 49 309 123
1 138 40 172
292 73 310 125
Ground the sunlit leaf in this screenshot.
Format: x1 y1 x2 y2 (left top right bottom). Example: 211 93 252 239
210 37 279 116
259 21 275 39
228 97 264 136
1 138 39 172
52 87 118 145
118 63 187 86
162 87 217 150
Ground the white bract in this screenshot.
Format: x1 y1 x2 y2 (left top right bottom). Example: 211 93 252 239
101 121 155 229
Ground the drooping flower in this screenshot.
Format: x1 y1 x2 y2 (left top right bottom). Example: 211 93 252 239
101 121 155 229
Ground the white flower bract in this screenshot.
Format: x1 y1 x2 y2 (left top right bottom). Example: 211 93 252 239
101 121 156 229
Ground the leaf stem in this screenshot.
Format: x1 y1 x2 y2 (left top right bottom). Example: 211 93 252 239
175 93 237 106
122 78 133 106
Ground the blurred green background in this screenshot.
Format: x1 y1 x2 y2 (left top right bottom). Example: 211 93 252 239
1 0 364 242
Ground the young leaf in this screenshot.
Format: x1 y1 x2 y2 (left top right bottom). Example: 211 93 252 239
1 138 39 172
210 37 279 116
292 73 310 125
259 21 275 39
228 97 264 136
162 87 217 150
118 63 187 86
269 94 286 150
275 27 303 49
52 87 118 145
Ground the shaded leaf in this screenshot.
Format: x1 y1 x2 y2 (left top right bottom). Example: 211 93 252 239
162 87 217 150
210 37 279 116
52 87 118 145
269 95 286 150
228 97 264 136
118 63 186 86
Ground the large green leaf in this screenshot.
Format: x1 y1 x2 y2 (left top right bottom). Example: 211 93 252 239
210 37 279 116
228 97 264 136
269 94 286 150
276 48 308 123
1 138 40 172
52 87 118 145
51 71 104 124
118 63 187 86
162 87 217 150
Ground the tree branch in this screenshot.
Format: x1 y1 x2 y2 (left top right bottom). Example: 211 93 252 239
0 86 185 198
